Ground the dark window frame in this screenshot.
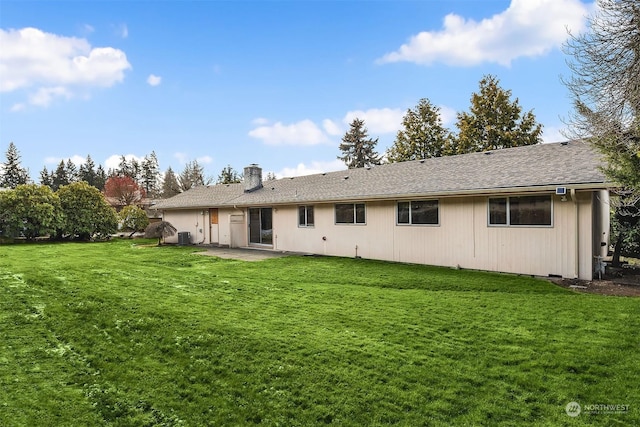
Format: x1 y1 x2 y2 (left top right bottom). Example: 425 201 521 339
335 203 366 225
488 195 553 227
397 200 439 226
298 205 315 227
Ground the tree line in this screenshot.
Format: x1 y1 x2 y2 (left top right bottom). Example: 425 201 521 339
337 74 543 168
0 143 246 198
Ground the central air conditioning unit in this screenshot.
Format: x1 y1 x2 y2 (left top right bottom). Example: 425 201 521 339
555 187 567 196
178 232 191 245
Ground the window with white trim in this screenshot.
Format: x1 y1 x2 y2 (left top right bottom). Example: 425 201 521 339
397 200 439 225
298 206 314 227
488 195 552 226
335 203 366 224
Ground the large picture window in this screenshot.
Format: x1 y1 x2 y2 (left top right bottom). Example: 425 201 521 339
335 203 366 224
489 195 552 226
397 200 439 225
298 206 314 227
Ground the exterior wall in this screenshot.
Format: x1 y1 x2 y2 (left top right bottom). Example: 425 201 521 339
162 190 603 280
161 210 202 244
273 192 599 280
162 208 245 247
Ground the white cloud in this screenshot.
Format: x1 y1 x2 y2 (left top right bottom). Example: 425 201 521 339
10 103 26 112
117 23 128 39
44 155 87 166
343 108 404 134
277 159 345 178
248 119 330 146
174 152 188 164
147 74 162 86
322 119 342 136
438 105 457 125
197 155 213 164
0 27 131 108
104 154 143 171
29 86 73 107
541 125 568 143
377 0 588 66
252 117 270 126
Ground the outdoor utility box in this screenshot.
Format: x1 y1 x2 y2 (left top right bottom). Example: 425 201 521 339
178 232 191 246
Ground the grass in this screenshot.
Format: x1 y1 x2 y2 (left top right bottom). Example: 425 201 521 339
1 239 639 426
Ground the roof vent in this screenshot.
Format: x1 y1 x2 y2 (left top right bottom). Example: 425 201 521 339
484 151 492 155
419 159 425 163
560 141 569 146
344 176 349 180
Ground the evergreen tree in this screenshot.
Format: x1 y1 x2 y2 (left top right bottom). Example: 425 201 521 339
1 142 30 189
39 166 52 188
78 155 98 187
387 98 453 162
115 155 141 181
94 165 107 191
337 118 381 169
141 151 160 197
179 160 210 191
162 167 181 198
217 165 241 184
51 160 70 191
453 75 542 154
65 159 78 183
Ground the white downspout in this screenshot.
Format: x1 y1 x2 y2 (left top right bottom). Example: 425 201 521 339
571 189 579 279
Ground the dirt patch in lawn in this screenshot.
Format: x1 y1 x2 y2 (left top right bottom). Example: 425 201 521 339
550 266 640 297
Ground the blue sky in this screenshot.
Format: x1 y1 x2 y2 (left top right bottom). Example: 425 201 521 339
0 0 592 180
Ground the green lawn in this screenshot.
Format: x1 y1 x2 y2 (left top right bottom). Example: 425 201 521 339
1 240 638 426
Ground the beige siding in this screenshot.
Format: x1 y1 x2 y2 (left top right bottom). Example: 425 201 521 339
161 210 203 244
163 191 601 279
162 208 244 247
272 193 597 279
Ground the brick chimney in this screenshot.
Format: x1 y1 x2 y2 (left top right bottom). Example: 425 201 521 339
243 164 263 192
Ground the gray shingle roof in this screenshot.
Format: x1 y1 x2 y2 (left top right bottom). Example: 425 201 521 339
153 141 608 210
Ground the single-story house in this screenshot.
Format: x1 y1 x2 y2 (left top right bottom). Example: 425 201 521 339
153 141 611 280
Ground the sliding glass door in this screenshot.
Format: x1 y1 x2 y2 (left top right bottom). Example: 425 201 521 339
248 208 272 245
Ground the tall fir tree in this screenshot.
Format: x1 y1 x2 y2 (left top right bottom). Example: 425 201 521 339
337 118 381 169
178 160 209 191
78 155 98 188
1 142 30 188
94 165 107 191
217 165 241 184
51 160 70 191
65 159 78 183
162 167 181 198
141 151 160 197
39 166 52 188
387 98 453 163
453 75 542 154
